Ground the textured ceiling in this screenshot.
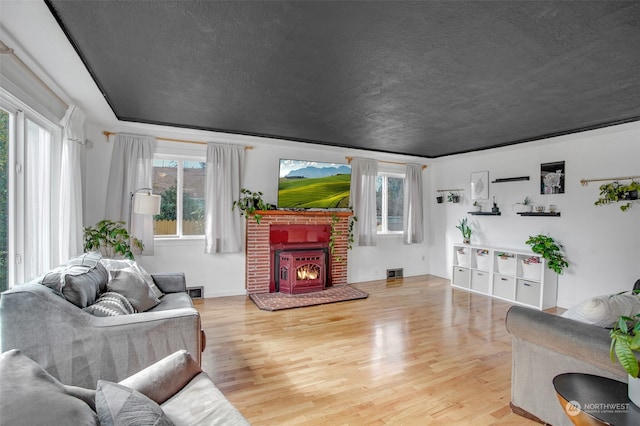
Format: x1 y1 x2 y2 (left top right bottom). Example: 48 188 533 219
46 1 640 158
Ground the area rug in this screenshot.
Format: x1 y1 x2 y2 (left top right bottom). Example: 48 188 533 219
249 285 368 311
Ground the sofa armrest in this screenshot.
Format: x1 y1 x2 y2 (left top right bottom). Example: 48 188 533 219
152 273 186 294
119 350 201 405
1 283 201 388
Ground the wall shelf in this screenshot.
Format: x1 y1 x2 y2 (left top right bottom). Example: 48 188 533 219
468 211 501 216
517 212 561 217
491 176 530 183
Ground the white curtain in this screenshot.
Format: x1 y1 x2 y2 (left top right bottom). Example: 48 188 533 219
24 115 61 280
204 143 244 254
58 105 85 262
403 163 424 244
350 157 378 246
104 133 156 255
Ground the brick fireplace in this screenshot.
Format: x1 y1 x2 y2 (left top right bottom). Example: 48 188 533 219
245 211 351 294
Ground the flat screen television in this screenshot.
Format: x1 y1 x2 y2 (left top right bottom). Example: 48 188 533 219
278 159 351 209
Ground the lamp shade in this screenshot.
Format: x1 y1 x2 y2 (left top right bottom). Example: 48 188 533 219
133 193 161 215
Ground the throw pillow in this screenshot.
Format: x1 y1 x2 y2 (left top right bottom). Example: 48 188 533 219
100 258 164 299
95 380 174 426
67 251 103 267
561 292 640 328
62 262 109 308
0 349 98 425
83 292 136 317
107 267 161 312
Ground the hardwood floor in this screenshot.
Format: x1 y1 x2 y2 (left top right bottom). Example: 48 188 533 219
193 275 537 425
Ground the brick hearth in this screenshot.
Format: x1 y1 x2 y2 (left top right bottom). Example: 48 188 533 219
245 211 351 294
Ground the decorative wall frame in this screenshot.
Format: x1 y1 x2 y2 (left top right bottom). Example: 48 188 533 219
471 171 489 200
541 161 565 194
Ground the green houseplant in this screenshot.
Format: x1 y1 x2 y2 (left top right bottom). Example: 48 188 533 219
525 234 568 275
83 219 143 260
595 181 640 212
455 218 472 244
610 311 640 406
233 188 268 224
447 192 460 203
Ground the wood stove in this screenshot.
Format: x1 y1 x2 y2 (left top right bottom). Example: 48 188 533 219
277 249 327 294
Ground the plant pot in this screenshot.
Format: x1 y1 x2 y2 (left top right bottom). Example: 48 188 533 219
514 204 533 213
462 238 470 245
449 195 459 203
629 375 640 407
436 196 443 204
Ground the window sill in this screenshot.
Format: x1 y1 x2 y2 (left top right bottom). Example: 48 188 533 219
154 236 204 248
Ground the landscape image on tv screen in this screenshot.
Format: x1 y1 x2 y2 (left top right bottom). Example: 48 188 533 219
278 159 351 209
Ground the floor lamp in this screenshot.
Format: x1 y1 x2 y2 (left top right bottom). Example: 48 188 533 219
129 188 162 233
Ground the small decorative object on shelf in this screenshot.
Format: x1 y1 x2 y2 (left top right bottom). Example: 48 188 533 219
491 196 500 214
436 195 444 204
455 218 472 244
473 201 482 212
513 196 534 213
447 191 460 203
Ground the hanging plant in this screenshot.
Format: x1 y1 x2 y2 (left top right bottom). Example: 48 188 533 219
232 188 267 223
447 192 460 203
595 181 640 212
329 211 357 264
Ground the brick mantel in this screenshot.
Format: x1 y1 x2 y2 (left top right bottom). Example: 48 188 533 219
245 211 351 294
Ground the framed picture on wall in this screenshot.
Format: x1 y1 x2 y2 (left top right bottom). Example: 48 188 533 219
541 161 565 194
471 171 489 200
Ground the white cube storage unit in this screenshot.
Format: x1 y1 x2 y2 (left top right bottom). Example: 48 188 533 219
451 244 558 310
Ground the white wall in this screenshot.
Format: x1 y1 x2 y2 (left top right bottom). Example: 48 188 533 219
84 122 431 297
428 121 640 308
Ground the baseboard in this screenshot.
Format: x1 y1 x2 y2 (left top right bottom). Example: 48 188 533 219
509 402 548 425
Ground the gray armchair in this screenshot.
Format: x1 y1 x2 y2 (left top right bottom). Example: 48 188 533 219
0 272 203 389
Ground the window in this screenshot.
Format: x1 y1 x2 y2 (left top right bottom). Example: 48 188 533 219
0 109 9 292
376 173 404 234
153 156 206 237
1 92 62 286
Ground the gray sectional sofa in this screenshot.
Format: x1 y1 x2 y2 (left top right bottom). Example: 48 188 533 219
505 305 627 425
0 255 204 389
0 349 249 425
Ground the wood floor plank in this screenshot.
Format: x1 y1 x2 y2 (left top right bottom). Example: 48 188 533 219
194 275 537 425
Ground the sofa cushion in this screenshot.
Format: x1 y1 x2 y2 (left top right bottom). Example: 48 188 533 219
101 258 164 298
0 349 98 425
107 267 161 312
160 372 250 426
83 292 136 317
37 261 109 308
96 380 174 426
68 251 103 267
561 292 640 327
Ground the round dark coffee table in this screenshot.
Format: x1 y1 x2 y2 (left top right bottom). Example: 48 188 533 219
553 373 640 426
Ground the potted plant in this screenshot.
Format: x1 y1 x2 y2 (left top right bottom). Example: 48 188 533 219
610 312 640 406
233 188 268 223
447 192 460 203
83 219 143 260
436 194 444 204
525 234 568 275
513 196 533 213
455 218 472 244
595 181 640 212
473 201 482 212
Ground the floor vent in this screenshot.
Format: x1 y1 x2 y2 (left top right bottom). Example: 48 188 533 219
386 268 404 279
